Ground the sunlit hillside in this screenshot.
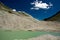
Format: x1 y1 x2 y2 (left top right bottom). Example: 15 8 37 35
0 2 60 32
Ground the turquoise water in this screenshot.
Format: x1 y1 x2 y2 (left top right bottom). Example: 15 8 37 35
0 30 60 40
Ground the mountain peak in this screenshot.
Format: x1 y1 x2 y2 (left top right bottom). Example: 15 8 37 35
44 11 60 21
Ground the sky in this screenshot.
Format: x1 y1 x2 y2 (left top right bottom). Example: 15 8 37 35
0 0 60 20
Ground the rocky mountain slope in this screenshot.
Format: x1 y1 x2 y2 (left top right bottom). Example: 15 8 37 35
0 2 60 32
44 11 60 21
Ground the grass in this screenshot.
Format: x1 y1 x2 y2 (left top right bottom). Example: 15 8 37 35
0 29 60 40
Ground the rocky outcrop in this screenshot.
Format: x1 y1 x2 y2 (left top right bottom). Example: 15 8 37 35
27 34 60 40
0 2 60 32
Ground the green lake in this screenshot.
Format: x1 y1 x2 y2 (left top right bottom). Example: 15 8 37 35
0 29 60 40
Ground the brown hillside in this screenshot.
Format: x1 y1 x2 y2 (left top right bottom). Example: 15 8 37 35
0 2 60 32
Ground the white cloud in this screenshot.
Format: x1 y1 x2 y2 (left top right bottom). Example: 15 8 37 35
31 7 39 10
30 0 53 10
12 9 16 11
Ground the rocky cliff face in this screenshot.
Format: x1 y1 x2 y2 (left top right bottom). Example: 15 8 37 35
0 2 60 31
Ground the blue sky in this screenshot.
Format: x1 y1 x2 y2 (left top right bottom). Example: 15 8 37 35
0 0 60 20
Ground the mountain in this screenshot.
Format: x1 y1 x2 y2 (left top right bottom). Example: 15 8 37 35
0 2 60 32
44 11 60 21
